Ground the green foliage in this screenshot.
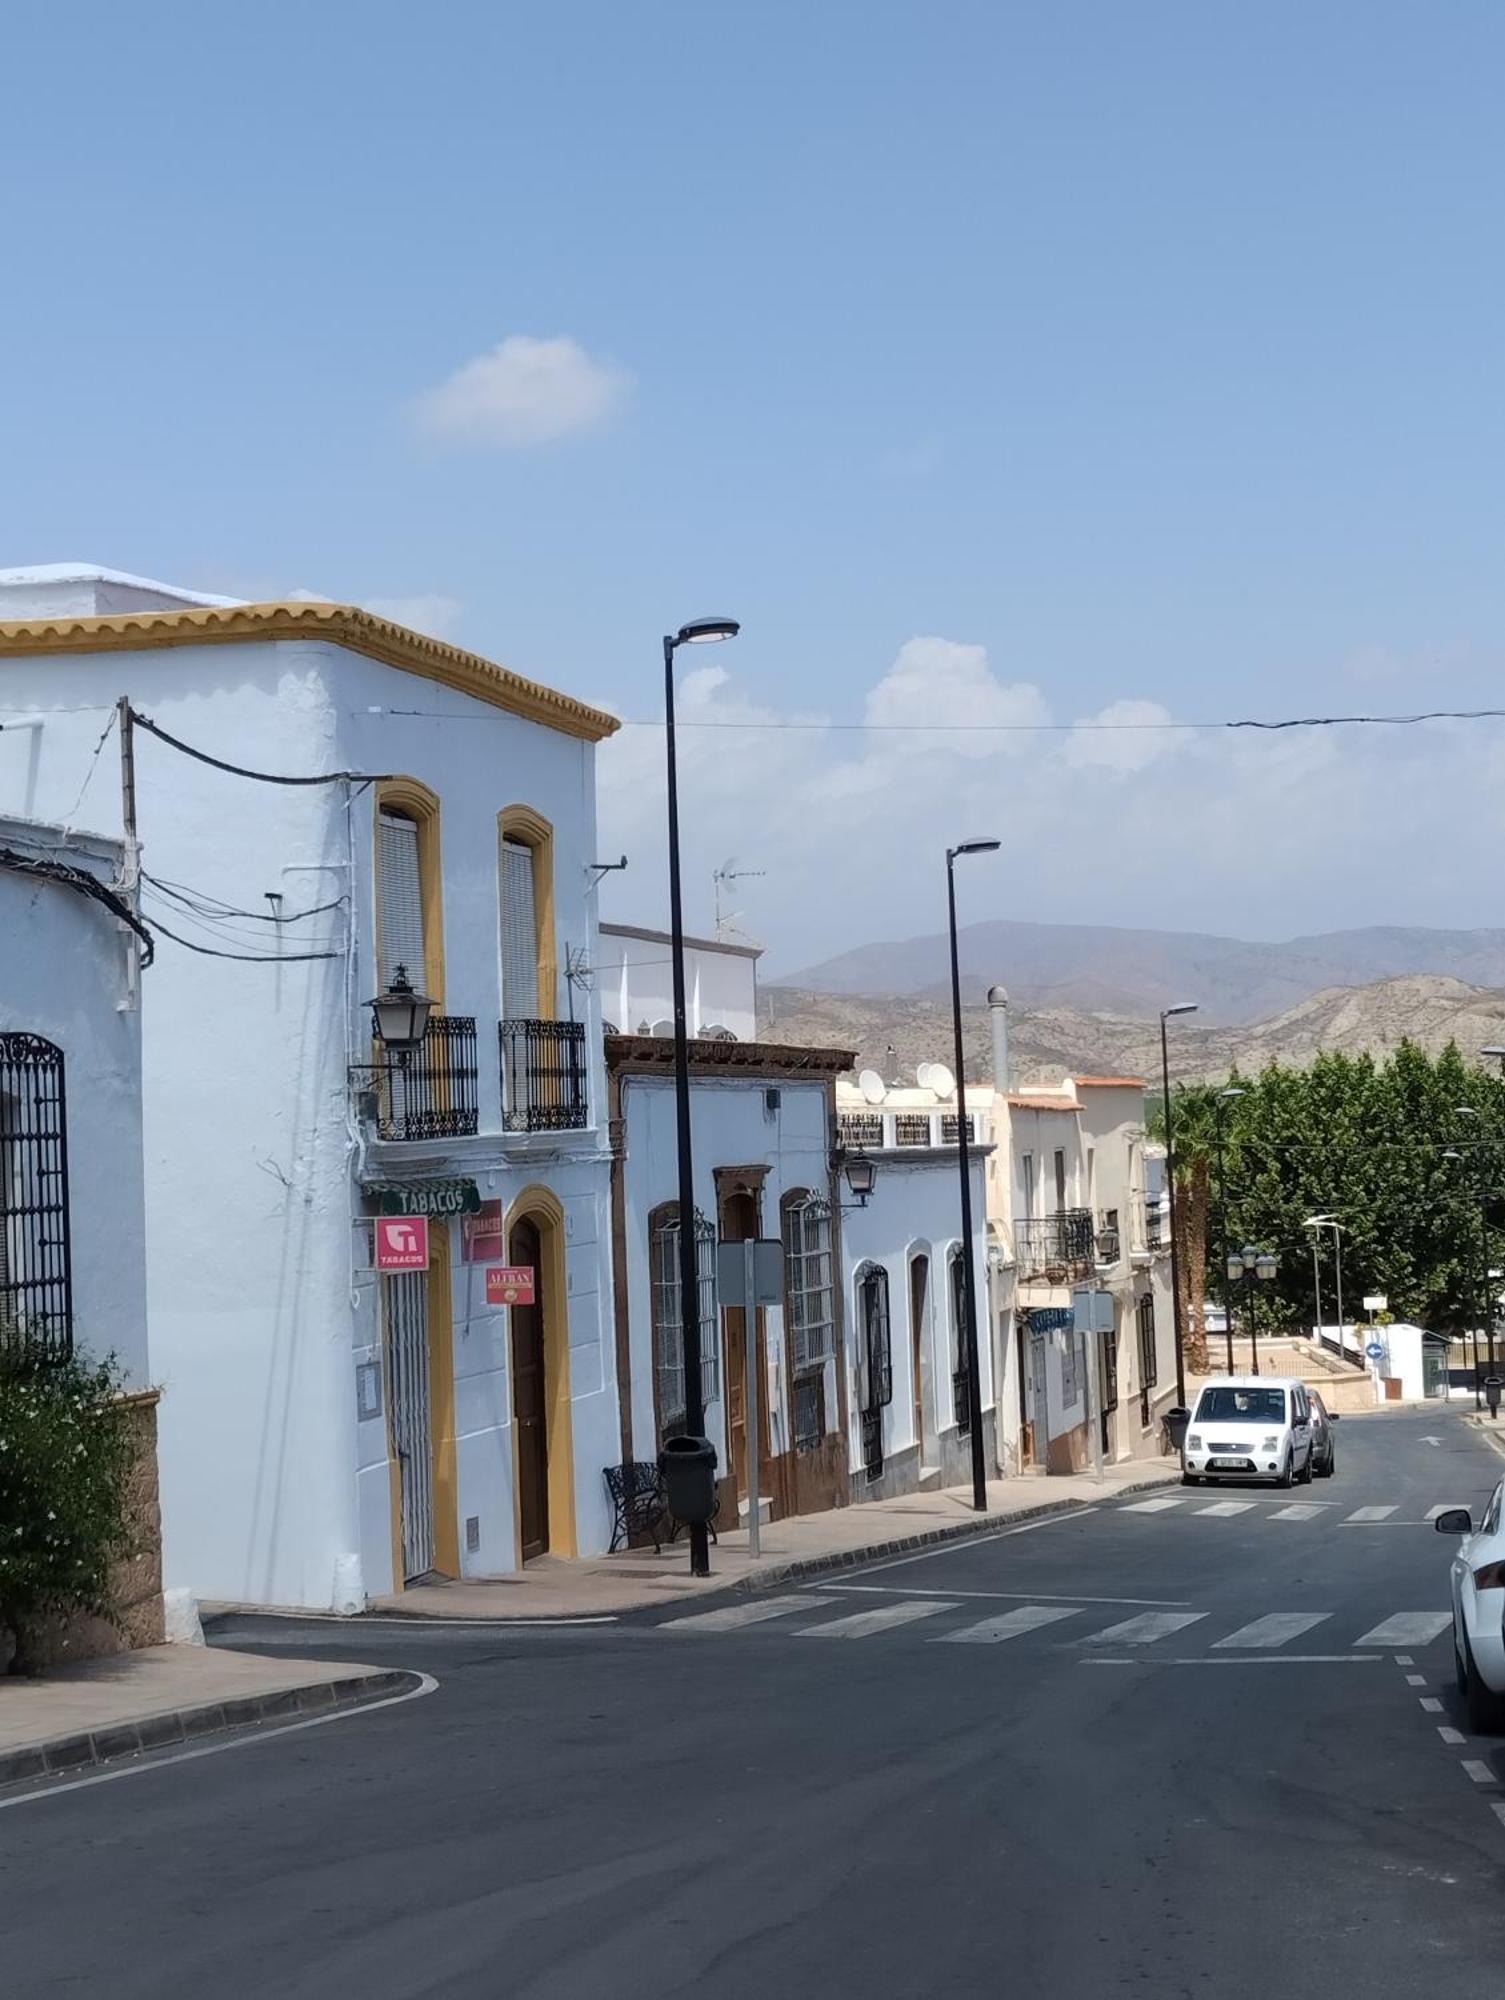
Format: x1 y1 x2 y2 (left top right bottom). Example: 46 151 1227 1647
0 1353 136 1673
1168 1041 1505 1334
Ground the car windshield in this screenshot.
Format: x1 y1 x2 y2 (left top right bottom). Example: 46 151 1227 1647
1194 1387 1288 1425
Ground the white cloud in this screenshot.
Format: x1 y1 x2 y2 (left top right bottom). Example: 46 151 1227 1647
412 335 630 450
596 634 1505 970
363 594 463 640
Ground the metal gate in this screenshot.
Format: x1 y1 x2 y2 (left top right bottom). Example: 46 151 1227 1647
1029 1330 1049 1449
384 1271 435 1580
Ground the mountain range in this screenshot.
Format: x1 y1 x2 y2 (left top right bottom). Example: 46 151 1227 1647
777 920 1505 1027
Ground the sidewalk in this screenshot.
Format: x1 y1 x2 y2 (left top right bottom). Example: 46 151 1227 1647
376 1457 1180 1621
0 1644 411 1788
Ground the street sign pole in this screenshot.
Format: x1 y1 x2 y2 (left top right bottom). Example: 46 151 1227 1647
744 1240 760 1559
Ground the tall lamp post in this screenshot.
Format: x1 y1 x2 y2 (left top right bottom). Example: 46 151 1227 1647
1442 1147 1481 1407
947 838 1001 1511
1214 1086 1245 1374
662 614 740 1576
1457 1104 1498 1386
1304 1213 1346 1362
1160 1002 1199 1407
1227 1244 1279 1374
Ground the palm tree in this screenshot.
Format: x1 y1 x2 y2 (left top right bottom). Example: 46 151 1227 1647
1149 1082 1232 1376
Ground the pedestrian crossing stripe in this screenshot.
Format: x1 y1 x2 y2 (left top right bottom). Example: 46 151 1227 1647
660 1598 1455 1652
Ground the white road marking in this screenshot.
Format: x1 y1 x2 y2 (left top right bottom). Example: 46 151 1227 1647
1426 1505 1465 1521
1492 1803 1505 1830
1439 1726 1467 1745
1462 1760 1496 1784
935 1605 1082 1645
1395 1654 1415 1666
0 1671 440 1813
1120 1497 1185 1514
1086 1611 1208 1647
1213 1613 1331 1650
1421 1697 1444 1713
799 1600 957 1639
1405 1673 1428 1686
1196 1501 1255 1518
1345 1506 1399 1523
1269 1503 1324 1521
1355 1612 1453 1648
662 1594 839 1632
821 1583 1189 1608
1157 1655 1378 1666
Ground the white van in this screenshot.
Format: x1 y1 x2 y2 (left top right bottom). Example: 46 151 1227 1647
1182 1376 1315 1488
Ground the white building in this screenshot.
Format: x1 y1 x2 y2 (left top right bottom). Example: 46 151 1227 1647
596 922 760 1043
0 567 621 1609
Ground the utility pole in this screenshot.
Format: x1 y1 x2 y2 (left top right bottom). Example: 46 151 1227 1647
116 695 141 1011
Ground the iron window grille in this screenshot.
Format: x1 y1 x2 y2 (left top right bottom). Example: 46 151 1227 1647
940 1114 976 1145
375 1015 479 1142
1101 1324 1119 1412
1060 1328 1082 1409
949 1246 970 1432
856 1262 892 1478
894 1113 932 1147
837 1111 883 1149
783 1193 834 1374
500 1018 588 1132
651 1209 718 1431
1137 1292 1158 1425
792 1372 825 1452
0 1034 73 1366
1144 1200 1165 1249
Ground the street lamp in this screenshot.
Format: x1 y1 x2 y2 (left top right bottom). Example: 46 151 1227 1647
1214 1087 1245 1373
947 838 1001 1511
1227 1243 1279 1374
662 613 740 1576
1303 1213 1346 1363
368 964 433 1063
1159 1002 1199 1406
1442 1147 1482 1408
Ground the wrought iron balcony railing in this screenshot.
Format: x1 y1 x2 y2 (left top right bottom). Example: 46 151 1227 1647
500 1017 589 1132
1014 1209 1096 1281
375 1015 479 1142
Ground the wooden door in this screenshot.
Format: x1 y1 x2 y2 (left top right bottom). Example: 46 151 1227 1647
909 1254 931 1465
719 1187 769 1511
509 1216 549 1560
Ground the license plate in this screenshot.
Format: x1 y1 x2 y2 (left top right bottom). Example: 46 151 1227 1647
1209 1456 1251 1470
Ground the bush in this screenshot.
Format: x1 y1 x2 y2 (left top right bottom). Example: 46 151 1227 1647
0 1354 136 1675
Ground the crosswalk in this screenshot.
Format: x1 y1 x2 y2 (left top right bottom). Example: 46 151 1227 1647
658 1593 1455 1654
1117 1496 1463 1525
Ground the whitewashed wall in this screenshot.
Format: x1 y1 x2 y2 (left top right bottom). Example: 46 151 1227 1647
1009 1101 1086 1217
0 819 149 1386
598 925 759 1042
618 1072 831 1476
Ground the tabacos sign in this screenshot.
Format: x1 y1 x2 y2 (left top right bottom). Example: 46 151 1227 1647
369 1179 480 1220
376 1216 430 1272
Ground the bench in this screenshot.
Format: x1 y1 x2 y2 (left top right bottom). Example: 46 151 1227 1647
603 1461 723 1553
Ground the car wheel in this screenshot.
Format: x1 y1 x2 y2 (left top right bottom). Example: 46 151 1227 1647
1463 1629 1505 1734
1296 1447 1314 1486
1276 1451 1294 1490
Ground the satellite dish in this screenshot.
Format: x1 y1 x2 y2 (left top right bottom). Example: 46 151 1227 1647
927 1061 956 1100
649 1018 674 1038
916 1061 938 1093
858 1068 887 1105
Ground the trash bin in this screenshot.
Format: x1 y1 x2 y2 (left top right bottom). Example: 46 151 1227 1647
658 1435 719 1524
1486 1377 1502 1419
1163 1405 1192 1453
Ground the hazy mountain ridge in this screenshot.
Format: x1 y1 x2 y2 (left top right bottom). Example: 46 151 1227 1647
759 973 1505 1087
776 921 1505 1027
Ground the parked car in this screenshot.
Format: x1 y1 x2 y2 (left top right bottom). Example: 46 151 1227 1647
1182 1376 1315 1488
1436 1482 1505 1731
1307 1389 1340 1477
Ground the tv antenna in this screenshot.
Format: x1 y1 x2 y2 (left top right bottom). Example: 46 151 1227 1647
713 857 765 942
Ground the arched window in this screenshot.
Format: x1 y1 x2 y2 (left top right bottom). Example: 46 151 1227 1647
375 778 444 1003
649 1204 718 1438
783 1190 834 1451
949 1245 970 1432
498 805 556 1021
0 1034 71 1364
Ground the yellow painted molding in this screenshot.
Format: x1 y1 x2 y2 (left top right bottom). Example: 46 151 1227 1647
498 803 557 1016
376 776 447 1008
0 600 620 742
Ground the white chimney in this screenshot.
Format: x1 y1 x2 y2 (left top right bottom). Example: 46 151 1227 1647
988 984 1010 1092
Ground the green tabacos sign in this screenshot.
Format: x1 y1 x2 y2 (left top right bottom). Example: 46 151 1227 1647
369 1179 481 1219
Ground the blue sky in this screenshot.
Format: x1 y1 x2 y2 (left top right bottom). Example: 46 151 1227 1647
4 2 1503 966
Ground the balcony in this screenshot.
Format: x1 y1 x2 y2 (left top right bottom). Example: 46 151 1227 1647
1015 1209 1096 1282
838 1111 884 1149
375 1015 479 1142
1144 1201 1165 1250
500 1018 589 1132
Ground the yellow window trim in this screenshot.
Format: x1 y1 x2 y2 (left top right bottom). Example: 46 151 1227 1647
0 600 619 742
376 776 446 1008
498 804 557 1018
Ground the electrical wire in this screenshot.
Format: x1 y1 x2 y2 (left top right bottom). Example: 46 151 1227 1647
129 708 388 785
60 709 119 821
0 844 154 965
143 871 345 924
147 913 341 963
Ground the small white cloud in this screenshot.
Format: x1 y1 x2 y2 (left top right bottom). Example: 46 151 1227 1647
413 335 630 450
1064 697 1180 774
863 636 1050 758
364 594 463 640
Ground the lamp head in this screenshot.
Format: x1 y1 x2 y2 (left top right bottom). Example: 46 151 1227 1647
673 616 740 646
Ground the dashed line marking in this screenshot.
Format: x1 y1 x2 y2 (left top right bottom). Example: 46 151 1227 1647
1462 1760 1496 1785
1420 1697 1444 1713
1439 1726 1466 1745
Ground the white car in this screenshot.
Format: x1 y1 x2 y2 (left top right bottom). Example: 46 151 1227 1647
1436 1482 1505 1732
1182 1376 1315 1488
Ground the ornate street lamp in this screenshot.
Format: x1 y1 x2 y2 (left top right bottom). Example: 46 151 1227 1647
369 964 432 1064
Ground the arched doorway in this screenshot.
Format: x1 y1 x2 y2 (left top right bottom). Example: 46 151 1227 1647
506 1187 576 1562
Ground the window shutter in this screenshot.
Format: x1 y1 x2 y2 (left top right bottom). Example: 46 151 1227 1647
378 813 425 989
501 839 540 1019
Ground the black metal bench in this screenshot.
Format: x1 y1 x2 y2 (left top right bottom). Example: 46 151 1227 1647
604 1460 723 1552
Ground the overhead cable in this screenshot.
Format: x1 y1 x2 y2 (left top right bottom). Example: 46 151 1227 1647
0 844 155 965
130 708 387 785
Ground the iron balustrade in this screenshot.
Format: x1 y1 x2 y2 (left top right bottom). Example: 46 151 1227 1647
1014 1209 1096 1280
375 1016 479 1142
837 1111 884 1149
500 1018 589 1132
0 1033 72 1365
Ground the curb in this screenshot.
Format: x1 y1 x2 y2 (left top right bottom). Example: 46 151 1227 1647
1463 1416 1505 1463
0 1668 416 1790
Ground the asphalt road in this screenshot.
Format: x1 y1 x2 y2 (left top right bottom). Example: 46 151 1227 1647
5 1407 1505 1998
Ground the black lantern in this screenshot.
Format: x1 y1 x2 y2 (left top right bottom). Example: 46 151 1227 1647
843 1149 877 1206
369 964 432 1063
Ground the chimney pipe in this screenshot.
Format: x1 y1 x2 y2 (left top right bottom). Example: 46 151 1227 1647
987 983 1010 1093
